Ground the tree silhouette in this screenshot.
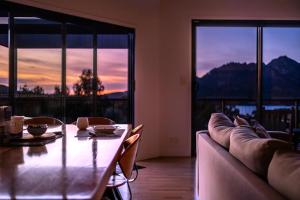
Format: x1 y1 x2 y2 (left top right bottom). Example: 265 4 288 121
19 84 31 94
32 85 44 95
18 84 45 95
54 85 70 96
73 69 104 96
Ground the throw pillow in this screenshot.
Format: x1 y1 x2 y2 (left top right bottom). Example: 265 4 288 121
208 113 235 149
268 150 300 200
233 115 250 126
252 121 271 138
229 126 292 177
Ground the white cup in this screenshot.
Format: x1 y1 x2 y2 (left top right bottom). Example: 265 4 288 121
10 116 24 134
76 117 89 130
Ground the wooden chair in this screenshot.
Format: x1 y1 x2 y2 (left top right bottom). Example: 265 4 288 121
24 116 63 126
106 133 141 200
128 124 144 138
72 117 115 125
127 124 144 182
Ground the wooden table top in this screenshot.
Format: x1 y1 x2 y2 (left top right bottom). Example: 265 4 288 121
0 124 130 200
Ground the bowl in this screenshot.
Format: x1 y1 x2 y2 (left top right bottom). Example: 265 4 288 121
27 124 48 137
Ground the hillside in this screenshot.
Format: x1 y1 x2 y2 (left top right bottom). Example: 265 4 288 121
196 56 300 99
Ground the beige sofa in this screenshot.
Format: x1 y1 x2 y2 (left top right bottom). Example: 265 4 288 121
196 131 285 200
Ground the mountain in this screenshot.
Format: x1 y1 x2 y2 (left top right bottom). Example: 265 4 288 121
102 91 128 99
196 56 300 98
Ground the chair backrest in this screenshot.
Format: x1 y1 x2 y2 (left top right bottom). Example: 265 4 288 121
72 117 115 125
24 117 63 126
129 124 144 137
119 133 141 179
88 117 115 125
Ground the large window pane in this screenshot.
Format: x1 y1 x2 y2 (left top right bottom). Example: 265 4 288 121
196 27 257 99
66 26 93 123
262 28 300 131
0 14 8 97
96 34 129 123
14 17 62 118
194 26 257 144
263 28 300 99
17 48 61 94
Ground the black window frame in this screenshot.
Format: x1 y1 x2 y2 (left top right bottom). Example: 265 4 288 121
0 1 135 125
192 20 300 156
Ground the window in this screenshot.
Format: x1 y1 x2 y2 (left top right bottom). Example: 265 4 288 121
196 27 257 99
66 24 93 122
14 17 62 118
0 13 8 98
0 2 135 124
97 34 129 123
262 27 300 130
194 26 257 135
192 21 300 155
263 28 300 99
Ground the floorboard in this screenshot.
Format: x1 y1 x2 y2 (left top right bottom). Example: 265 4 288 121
116 157 196 200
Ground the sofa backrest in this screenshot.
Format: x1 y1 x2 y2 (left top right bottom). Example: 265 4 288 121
196 132 285 200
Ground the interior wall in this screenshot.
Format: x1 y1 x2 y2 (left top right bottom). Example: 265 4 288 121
158 0 300 156
8 0 161 160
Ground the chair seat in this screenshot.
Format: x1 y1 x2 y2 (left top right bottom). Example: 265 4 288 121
114 163 138 183
107 174 127 188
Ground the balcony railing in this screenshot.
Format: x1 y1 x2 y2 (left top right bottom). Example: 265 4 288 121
193 98 300 134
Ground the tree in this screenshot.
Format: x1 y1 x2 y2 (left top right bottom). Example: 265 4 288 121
19 84 31 94
18 84 45 95
73 69 104 96
54 85 70 96
32 85 44 95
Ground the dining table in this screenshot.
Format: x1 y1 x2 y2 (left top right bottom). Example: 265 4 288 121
0 124 131 199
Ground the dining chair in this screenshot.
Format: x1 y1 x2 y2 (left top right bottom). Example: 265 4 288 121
72 117 115 125
24 116 63 126
126 124 144 182
106 133 141 200
128 124 144 138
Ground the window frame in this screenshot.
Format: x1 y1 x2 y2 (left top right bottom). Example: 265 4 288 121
0 1 135 124
192 20 300 155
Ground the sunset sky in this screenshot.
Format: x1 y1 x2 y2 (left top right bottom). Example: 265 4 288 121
196 27 300 77
0 45 127 95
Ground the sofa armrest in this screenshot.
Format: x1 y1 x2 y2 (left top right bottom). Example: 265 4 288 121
267 131 292 142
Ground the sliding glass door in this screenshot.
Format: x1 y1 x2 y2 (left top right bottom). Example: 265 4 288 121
192 21 300 155
194 26 257 133
262 27 300 131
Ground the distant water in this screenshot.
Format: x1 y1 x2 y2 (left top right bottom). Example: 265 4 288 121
227 105 293 116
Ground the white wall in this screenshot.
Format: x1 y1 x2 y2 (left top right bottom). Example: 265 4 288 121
9 0 300 158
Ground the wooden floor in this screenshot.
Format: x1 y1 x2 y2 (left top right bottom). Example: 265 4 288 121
117 157 196 200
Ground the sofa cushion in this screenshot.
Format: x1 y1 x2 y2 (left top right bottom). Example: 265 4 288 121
229 127 292 177
234 116 271 138
252 121 271 138
268 151 300 200
234 115 250 126
208 113 235 149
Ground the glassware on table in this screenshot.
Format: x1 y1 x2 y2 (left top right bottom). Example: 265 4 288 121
76 117 89 130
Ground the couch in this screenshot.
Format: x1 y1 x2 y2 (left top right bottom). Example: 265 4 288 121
196 131 285 200
195 113 300 200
